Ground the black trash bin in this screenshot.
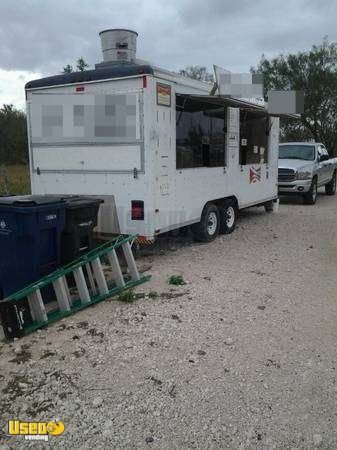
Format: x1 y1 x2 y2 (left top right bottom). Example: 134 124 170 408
61 197 103 264
0 195 66 299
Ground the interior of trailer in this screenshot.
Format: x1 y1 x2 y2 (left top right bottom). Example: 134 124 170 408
175 94 270 170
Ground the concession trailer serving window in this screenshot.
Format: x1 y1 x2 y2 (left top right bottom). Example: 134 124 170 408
175 94 273 170
176 95 227 169
239 111 269 165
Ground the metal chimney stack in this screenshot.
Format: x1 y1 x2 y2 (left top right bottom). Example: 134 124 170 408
99 29 138 64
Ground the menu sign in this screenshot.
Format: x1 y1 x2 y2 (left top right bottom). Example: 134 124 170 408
156 83 171 107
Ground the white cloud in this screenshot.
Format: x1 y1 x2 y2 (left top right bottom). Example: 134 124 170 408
0 69 42 110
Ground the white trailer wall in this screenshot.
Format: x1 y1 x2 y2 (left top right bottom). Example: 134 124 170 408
27 76 155 237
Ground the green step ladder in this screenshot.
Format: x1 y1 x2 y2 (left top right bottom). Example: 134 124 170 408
0 234 150 339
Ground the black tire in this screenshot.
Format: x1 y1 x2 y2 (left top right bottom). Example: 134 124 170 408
303 177 318 205
219 200 237 234
191 204 220 242
325 171 336 195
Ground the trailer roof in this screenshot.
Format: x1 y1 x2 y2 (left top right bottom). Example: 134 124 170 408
25 64 154 90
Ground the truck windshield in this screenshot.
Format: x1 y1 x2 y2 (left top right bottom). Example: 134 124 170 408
279 144 315 161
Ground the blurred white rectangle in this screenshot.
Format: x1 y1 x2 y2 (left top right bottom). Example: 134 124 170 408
31 92 140 144
267 90 304 114
214 65 263 99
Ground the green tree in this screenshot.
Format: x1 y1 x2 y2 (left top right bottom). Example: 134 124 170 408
62 57 90 73
180 65 214 82
63 64 73 73
0 104 28 165
76 57 89 71
253 39 337 155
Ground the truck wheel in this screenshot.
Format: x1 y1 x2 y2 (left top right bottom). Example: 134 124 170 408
192 204 220 242
219 200 237 234
325 171 336 195
303 178 317 205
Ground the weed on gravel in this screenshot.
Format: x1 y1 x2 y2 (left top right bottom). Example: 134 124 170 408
168 274 186 285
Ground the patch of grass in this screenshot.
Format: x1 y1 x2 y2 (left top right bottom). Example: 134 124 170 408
160 291 189 299
118 289 136 303
168 275 186 286
148 291 159 299
0 164 31 196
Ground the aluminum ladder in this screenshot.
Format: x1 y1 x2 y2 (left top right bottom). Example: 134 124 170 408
0 234 150 339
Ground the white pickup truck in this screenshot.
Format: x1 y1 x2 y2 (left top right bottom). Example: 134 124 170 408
278 142 337 204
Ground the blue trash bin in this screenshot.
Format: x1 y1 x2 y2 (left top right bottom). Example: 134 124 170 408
0 195 66 299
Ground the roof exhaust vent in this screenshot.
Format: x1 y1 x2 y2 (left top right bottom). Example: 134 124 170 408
99 28 138 65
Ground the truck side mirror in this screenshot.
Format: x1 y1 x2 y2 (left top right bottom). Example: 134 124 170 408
319 154 329 162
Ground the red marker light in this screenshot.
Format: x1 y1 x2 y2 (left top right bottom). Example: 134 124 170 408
142 76 147 89
76 86 85 92
131 200 144 220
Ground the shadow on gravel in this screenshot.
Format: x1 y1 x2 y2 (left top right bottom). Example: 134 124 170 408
279 190 325 205
279 195 304 205
135 190 330 258
135 226 194 257
135 206 266 257
237 207 266 219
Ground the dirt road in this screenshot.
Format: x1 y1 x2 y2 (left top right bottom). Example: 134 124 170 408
1 190 337 449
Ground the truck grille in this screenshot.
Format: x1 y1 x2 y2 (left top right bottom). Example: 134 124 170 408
278 168 296 182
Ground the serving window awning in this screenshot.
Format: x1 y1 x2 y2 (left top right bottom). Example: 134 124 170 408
176 94 300 119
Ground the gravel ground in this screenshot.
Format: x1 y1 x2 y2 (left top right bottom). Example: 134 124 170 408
1 189 337 449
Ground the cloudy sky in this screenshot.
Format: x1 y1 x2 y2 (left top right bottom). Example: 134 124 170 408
0 0 336 109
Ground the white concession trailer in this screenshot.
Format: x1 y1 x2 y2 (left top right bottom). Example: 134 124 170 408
25 29 280 242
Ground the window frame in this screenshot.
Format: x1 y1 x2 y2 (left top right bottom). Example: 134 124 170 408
175 95 227 170
239 110 269 166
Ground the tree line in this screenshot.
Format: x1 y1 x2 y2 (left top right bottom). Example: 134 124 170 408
0 39 336 166
0 104 28 165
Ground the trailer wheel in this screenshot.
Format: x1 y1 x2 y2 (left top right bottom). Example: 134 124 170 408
303 177 317 205
325 171 336 195
219 200 237 234
192 204 220 242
